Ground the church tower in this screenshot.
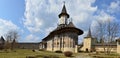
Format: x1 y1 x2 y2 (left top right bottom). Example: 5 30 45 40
81 27 96 52
81 27 92 52
58 3 69 26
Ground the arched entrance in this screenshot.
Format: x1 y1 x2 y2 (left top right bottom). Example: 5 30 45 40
86 48 88 52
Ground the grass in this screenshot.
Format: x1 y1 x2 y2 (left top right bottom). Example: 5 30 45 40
0 49 37 58
0 49 69 58
0 49 97 58
89 52 120 58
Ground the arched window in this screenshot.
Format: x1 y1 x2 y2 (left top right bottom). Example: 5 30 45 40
57 42 59 48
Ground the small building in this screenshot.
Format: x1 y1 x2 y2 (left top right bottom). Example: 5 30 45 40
117 39 120 54
41 4 83 53
80 28 97 52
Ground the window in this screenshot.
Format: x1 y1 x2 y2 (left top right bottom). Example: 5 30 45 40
57 42 59 45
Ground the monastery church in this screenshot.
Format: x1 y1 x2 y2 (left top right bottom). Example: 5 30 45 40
41 4 83 53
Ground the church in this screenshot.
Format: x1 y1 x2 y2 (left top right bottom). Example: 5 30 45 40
41 4 83 53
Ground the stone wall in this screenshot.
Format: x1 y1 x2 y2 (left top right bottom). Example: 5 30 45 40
45 32 78 53
16 43 40 49
95 46 117 52
117 42 120 54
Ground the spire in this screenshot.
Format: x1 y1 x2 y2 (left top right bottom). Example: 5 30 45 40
68 22 75 27
61 4 67 14
87 27 92 37
68 18 75 27
58 2 69 18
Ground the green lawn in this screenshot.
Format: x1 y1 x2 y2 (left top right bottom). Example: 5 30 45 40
0 49 67 58
89 52 120 58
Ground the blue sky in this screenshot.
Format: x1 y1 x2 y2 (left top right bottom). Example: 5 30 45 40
0 0 120 43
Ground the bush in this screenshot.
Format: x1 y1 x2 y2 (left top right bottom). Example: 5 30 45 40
26 56 36 58
0 46 4 50
64 51 73 57
78 50 84 52
32 49 35 52
39 49 44 51
55 50 62 53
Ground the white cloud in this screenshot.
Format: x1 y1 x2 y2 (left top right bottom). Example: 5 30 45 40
0 18 19 36
23 0 98 42
107 0 120 13
68 0 97 24
24 0 119 43
24 0 97 33
95 10 115 21
24 34 39 42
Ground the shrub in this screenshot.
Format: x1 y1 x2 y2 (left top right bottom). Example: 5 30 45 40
0 46 4 50
39 49 44 51
64 51 73 57
26 56 36 58
32 49 35 52
55 50 62 53
78 50 84 52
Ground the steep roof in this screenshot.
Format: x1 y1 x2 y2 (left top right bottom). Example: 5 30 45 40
58 4 69 18
116 38 120 42
86 27 92 37
0 36 5 41
61 5 67 14
43 26 83 41
67 22 76 27
0 36 5 44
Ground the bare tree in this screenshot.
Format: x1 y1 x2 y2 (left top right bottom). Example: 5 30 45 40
93 19 120 54
4 30 19 50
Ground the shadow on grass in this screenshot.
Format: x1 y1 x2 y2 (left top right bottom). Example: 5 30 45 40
30 54 60 58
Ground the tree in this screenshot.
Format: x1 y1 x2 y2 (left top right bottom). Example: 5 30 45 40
93 19 120 54
4 30 19 50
